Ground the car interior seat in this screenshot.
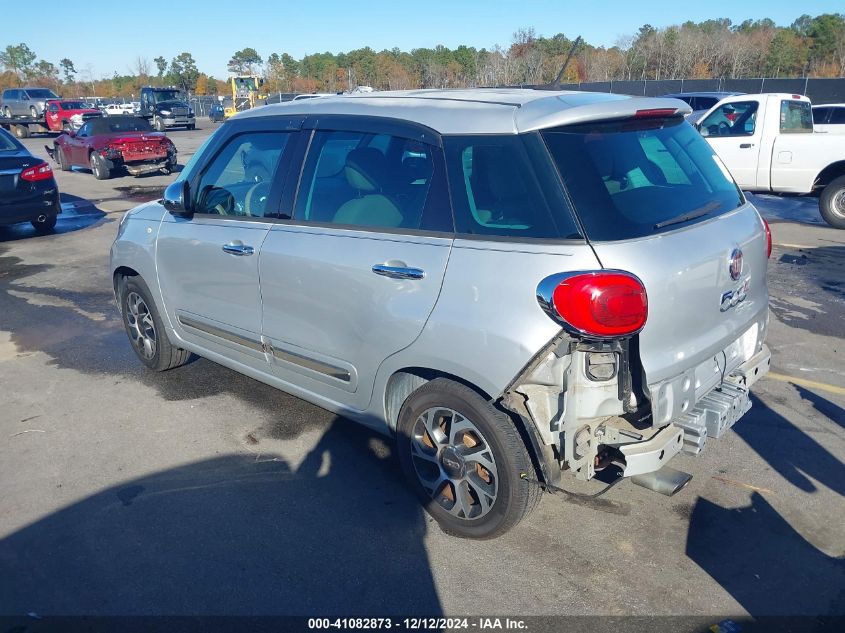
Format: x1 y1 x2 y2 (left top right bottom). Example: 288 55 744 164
333 148 403 227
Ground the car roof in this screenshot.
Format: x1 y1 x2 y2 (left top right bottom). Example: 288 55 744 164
232 88 692 135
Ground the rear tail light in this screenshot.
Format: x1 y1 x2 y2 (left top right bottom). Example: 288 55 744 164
762 216 772 258
20 162 53 182
537 271 648 338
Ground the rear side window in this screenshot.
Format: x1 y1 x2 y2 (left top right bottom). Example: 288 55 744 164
700 101 758 137
780 100 813 133
542 117 743 241
812 107 830 124
443 134 582 240
294 129 452 232
831 107 845 124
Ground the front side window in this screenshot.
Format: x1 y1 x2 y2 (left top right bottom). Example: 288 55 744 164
780 100 813 133
294 129 451 232
444 134 582 240
700 101 759 137
194 131 290 217
542 116 743 241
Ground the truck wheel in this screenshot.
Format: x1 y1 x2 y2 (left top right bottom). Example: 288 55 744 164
154 117 166 132
396 378 542 539
56 146 70 171
118 276 192 371
820 175 845 229
91 152 110 180
13 124 30 138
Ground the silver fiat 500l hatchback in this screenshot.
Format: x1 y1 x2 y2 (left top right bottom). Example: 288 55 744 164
111 89 771 539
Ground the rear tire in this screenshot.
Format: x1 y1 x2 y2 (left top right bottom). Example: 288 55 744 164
118 276 192 371
396 378 542 539
31 213 57 234
91 152 110 180
820 175 845 229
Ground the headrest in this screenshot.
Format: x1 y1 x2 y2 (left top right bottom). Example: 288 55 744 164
345 148 389 192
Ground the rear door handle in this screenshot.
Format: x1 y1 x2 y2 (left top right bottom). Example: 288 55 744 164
222 242 254 256
739 143 754 148
372 264 425 280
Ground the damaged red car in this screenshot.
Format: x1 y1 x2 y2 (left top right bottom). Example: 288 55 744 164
48 116 176 180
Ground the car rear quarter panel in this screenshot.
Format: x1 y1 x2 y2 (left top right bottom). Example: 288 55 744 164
371 239 601 419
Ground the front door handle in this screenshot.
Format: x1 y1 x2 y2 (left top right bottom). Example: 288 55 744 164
372 264 425 280
739 143 754 148
222 241 254 256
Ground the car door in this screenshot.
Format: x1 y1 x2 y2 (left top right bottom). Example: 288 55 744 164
259 118 454 410
67 121 92 165
155 118 301 368
699 100 763 188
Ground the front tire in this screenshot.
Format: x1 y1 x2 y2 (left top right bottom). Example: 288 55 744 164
820 175 845 229
91 152 110 180
30 106 38 118
154 117 166 132
119 276 192 371
396 378 542 539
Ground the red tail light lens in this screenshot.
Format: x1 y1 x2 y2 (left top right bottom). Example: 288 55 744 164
762 217 772 258
20 162 53 182
546 272 648 337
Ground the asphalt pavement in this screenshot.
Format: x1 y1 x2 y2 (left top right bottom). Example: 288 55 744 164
0 125 843 626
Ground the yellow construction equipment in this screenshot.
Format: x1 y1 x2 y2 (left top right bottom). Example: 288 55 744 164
224 75 267 118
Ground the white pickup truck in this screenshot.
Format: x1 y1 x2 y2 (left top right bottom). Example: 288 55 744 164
697 93 845 228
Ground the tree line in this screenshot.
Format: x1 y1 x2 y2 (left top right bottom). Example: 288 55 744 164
1 13 843 98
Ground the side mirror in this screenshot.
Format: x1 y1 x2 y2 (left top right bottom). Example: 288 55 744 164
66 129 76 138
162 180 191 216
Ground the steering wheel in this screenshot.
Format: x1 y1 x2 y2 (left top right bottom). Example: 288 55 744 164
199 185 235 215
244 181 271 216
718 120 731 135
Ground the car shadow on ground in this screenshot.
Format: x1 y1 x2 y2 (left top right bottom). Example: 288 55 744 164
731 394 845 497
0 419 441 618
685 390 845 620
0 194 107 242
686 492 845 618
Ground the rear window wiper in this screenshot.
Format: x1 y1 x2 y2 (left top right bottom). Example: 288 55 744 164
654 201 721 229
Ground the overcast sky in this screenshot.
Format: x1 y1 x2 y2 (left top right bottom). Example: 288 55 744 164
9 0 844 78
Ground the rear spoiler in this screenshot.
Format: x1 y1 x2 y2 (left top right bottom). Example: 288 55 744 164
517 96 693 133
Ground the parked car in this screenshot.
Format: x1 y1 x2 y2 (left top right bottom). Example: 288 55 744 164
208 104 225 122
44 99 102 132
48 116 176 180
812 103 845 134
661 91 745 124
0 127 60 233
111 89 772 538
697 93 845 228
103 103 135 116
1 87 61 119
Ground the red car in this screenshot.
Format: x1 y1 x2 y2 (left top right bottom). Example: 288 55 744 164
48 116 176 180
44 99 102 132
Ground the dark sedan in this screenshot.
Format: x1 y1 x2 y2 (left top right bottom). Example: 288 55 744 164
0 127 60 233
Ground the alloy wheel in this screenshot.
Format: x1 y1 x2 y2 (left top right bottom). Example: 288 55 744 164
832 189 845 219
410 407 499 520
125 292 156 359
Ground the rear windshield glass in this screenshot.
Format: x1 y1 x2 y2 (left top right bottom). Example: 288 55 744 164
542 117 743 241
780 100 813 133
90 117 152 135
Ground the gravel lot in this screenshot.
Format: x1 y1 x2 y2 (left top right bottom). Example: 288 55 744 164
1 124 843 627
